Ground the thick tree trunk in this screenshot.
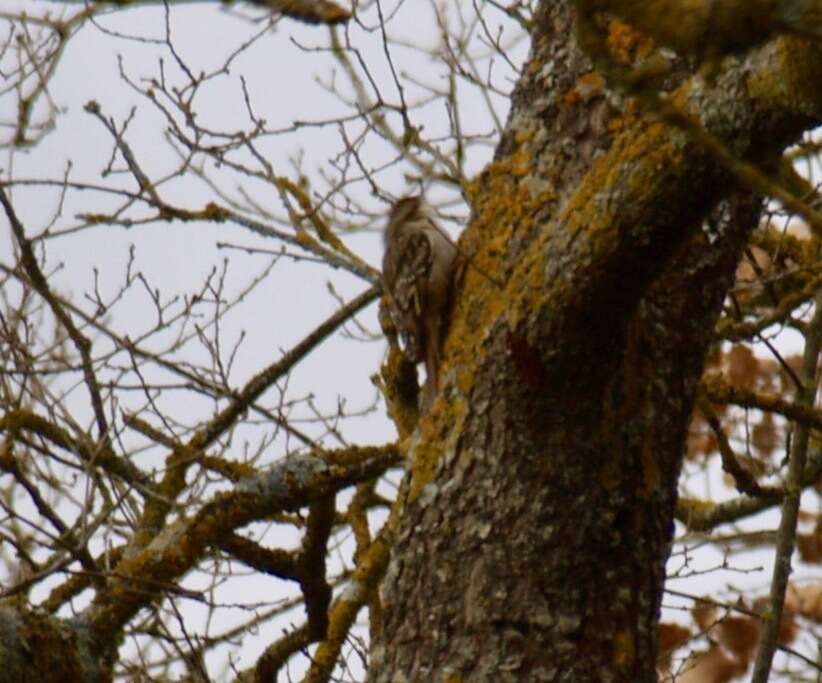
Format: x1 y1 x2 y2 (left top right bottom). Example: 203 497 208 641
368 3 822 682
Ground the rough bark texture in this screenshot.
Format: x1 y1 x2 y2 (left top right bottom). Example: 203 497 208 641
368 3 822 682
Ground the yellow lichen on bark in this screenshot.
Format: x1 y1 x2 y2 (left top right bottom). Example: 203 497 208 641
304 533 391 682
613 629 636 671
379 344 421 441
744 37 822 117
620 314 663 496
406 144 550 500
641 435 663 494
564 70 606 106
406 393 466 502
505 115 681 329
677 496 718 516
605 16 656 65
608 0 712 53
592 0 783 57
452 154 535 348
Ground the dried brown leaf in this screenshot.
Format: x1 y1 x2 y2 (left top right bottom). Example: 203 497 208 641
727 345 759 389
692 602 718 632
796 532 822 564
787 583 822 622
678 646 747 683
751 412 777 457
716 616 759 662
659 622 691 654
735 245 771 284
658 622 692 672
753 594 798 645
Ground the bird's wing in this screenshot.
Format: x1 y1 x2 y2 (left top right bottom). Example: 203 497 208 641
386 230 432 317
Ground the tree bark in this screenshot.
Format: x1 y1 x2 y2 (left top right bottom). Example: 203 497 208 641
368 3 822 682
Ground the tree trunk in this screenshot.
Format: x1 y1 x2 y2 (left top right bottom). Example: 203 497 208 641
368 3 822 681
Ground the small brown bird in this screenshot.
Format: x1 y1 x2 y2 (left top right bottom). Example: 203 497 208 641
382 196 457 408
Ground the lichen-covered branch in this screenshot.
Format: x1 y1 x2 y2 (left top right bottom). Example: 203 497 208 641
703 376 822 431
1 185 110 444
578 0 822 59
132 285 378 552
46 0 351 25
676 446 822 530
301 530 392 683
82 447 399 652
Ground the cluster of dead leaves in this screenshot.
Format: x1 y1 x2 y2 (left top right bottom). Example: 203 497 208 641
685 342 822 563
675 336 822 679
658 584 822 682
796 515 822 563
668 226 822 680
687 344 800 467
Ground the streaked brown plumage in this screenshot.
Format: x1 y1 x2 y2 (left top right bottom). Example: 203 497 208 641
382 196 457 408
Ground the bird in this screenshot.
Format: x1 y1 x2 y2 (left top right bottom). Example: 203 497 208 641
381 195 457 409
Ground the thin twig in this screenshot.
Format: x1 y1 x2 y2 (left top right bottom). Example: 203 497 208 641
0 184 110 443
750 288 822 682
